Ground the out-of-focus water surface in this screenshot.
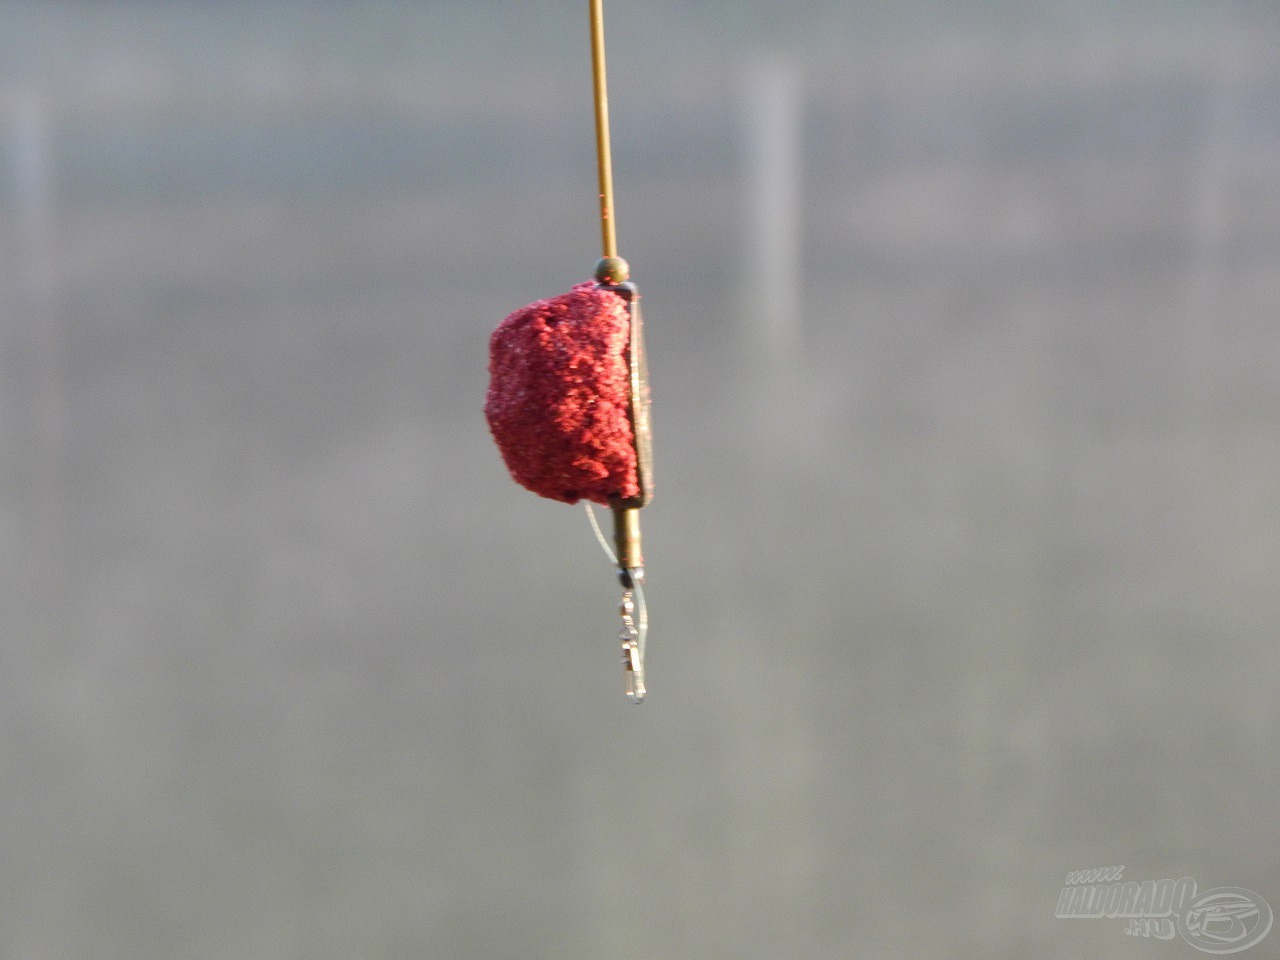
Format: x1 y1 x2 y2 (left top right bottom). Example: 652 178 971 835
1 3 1278 957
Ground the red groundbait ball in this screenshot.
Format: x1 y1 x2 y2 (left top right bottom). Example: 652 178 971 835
485 282 640 506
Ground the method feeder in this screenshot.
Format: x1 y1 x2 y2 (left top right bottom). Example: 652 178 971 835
484 0 654 703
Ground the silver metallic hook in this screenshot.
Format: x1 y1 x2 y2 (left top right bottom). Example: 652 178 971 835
585 503 649 703
620 572 646 704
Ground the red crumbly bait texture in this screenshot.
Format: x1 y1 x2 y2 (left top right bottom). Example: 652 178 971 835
486 282 639 506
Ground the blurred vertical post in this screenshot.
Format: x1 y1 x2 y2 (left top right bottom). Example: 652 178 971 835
743 59 803 408
724 57 819 954
10 91 65 599
1169 23 1243 635
1183 25 1240 427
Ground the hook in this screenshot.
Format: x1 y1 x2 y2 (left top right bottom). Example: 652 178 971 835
585 504 649 704
620 569 646 704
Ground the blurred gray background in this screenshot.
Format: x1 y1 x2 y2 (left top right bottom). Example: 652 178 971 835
1 2 1278 958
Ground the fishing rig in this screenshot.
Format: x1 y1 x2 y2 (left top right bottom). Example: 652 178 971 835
484 0 654 703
